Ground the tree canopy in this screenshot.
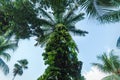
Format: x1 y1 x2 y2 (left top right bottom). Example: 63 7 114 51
0 0 94 80
93 50 120 80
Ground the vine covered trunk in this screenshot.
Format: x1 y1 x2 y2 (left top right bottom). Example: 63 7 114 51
38 24 82 80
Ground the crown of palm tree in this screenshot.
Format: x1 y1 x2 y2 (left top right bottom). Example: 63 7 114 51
34 0 88 46
13 59 28 80
93 50 120 80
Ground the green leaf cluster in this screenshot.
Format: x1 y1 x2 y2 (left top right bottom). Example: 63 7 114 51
38 24 82 80
93 50 120 80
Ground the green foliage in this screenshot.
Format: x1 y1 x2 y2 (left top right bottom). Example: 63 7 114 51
80 0 120 49
80 76 86 80
117 37 120 48
12 59 28 80
0 33 17 75
102 74 120 80
0 0 88 79
37 24 82 80
0 0 41 39
80 0 120 18
93 50 120 80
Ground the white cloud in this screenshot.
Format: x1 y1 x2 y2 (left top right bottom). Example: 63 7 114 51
84 67 108 80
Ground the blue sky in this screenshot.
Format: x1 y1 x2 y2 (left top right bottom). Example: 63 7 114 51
0 18 120 80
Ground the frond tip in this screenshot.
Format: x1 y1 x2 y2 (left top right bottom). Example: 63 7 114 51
70 28 88 36
0 58 9 75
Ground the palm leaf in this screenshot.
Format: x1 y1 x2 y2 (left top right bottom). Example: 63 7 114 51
13 59 28 77
102 74 120 80
13 64 23 76
80 0 102 17
38 18 54 27
80 0 120 18
0 58 9 75
0 41 17 52
63 0 82 21
35 32 52 47
97 0 120 7
92 63 108 73
116 37 120 48
65 13 84 25
98 10 120 23
0 52 11 61
18 59 28 69
38 7 55 23
93 51 120 74
69 26 88 36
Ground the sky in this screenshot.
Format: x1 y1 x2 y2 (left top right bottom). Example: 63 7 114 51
0 18 120 80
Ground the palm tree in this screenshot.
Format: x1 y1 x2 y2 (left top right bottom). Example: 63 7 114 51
30 1 88 80
37 24 83 80
80 0 120 48
12 59 28 80
93 50 120 80
33 0 88 46
0 31 17 75
1 0 87 79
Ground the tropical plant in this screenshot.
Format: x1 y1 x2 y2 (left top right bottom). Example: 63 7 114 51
0 0 88 42
0 30 17 75
37 24 82 80
0 0 88 79
12 59 28 80
80 0 120 48
93 50 120 80
81 76 86 80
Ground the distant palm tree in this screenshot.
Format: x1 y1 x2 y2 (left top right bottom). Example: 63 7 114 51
93 50 120 80
0 32 17 75
12 59 28 80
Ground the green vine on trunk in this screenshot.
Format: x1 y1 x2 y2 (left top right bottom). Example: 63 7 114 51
38 24 82 80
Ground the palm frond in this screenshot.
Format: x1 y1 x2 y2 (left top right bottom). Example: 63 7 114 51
38 7 55 23
109 52 120 71
100 53 114 72
96 53 108 61
0 52 11 61
80 0 120 18
69 26 88 36
93 51 120 74
38 18 54 27
13 64 22 76
97 0 120 7
13 59 28 77
0 35 17 52
0 41 17 52
18 59 28 68
98 10 120 23
80 0 102 17
16 69 23 76
0 58 9 75
116 37 120 48
92 63 108 73
65 13 84 25
63 10 74 23
63 0 82 22
3 29 14 40
35 32 52 47
102 74 120 80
